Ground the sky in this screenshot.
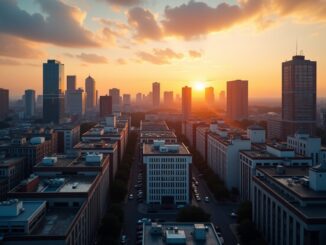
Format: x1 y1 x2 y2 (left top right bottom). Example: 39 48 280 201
0 0 325 100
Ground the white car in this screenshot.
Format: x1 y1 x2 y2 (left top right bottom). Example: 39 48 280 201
128 194 134 200
204 196 209 202
230 212 237 217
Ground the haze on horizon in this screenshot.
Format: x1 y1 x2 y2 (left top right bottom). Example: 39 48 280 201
0 0 325 99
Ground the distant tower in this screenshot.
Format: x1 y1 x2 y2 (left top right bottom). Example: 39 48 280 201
66 75 76 91
152 82 160 107
0 88 9 120
100 95 112 118
164 91 174 108
136 93 142 104
219 90 226 110
24 89 36 118
182 86 192 120
282 55 316 136
227 80 248 121
43 60 65 123
66 88 85 116
85 75 96 111
123 94 131 113
205 87 214 105
109 88 120 112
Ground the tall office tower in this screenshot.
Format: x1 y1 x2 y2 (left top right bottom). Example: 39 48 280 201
136 93 142 104
282 55 317 136
66 88 85 116
182 86 192 120
109 88 120 112
85 75 96 111
123 94 131 113
152 82 160 107
43 60 65 124
226 80 248 121
66 75 76 91
205 87 214 105
0 88 9 120
24 89 36 118
99 95 112 118
163 91 174 107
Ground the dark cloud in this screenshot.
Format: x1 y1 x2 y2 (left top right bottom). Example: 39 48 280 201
0 34 45 59
101 0 142 7
188 50 202 58
128 7 163 41
0 0 98 47
136 48 183 65
76 53 108 64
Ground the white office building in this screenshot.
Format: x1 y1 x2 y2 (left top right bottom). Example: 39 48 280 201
143 141 192 205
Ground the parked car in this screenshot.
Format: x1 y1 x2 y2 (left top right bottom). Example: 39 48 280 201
204 196 209 202
128 194 134 200
230 211 237 217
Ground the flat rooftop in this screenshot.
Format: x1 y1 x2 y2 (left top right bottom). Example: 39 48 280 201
143 222 222 245
140 131 177 139
74 140 117 151
12 175 95 193
208 131 249 146
140 121 169 131
143 143 190 155
240 150 310 160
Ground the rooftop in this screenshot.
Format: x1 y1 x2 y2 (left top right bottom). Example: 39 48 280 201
74 140 117 151
140 131 177 139
140 120 170 131
143 143 190 155
143 222 222 245
0 157 24 167
240 149 310 160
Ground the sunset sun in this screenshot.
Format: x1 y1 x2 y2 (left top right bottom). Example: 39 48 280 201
195 82 205 91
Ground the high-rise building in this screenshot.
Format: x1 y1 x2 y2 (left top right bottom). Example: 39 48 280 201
219 90 226 109
123 94 131 113
66 75 76 91
43 60 65 124
152 82 160 107
205 87 214 105
24 89 36 118
66 88 85 116
0 88 9 120
100 95 112 118
226 80 248 121
136 93 142 104
85 75 96 111
182 86 192 120
163 91 173 107
282 55 316 136
109 88 120 112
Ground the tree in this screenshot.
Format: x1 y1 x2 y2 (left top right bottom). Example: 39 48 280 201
176 206 210 222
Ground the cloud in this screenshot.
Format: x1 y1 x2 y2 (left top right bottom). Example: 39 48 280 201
0 34 45 59
188 50 202 58
0 0 98 47
0 58 21 66
128 7 163 41
101 0 142 7
76 53 108 64
116 58 127 65
136 48 183 65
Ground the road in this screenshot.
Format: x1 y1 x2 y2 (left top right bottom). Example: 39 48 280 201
122 139 239 245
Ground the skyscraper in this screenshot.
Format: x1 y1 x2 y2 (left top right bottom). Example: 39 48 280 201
152 82 160 107
123 94 131 113
99 95 112 118
136 93 142 104
226 80 248 121
66 88 85 116
0 88 9 120
66 75 76 91
43 60 64 124
24 89 36 118
182 86 192 120
164 91 173 108
109 88 120 112
205 87 214 105
282 55 317 136
219 90 226 110
85 75 96 111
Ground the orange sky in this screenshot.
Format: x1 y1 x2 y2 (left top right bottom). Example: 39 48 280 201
0 0 325 99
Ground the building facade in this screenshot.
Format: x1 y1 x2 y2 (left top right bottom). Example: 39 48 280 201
226 80 248 121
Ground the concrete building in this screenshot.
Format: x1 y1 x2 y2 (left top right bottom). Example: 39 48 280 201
66 88 85 116
207 124 251 191
123 94 131 113
152 82 160 108
163 91 173 108
54 124 80 154
142 222 223 245
99 95 112 118
66 75 76 91
109 88 120 112
136 93 142 104
85 75 96 111
143 141 192 205
24 90 36 119
182 86 192 120
253 164 326 245
219 90 226 110
195 125 209 162
0 88 9 120
227 80 248 121
205 87 214 105
43 60 65 124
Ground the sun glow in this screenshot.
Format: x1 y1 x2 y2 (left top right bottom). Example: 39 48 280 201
194 81 205 91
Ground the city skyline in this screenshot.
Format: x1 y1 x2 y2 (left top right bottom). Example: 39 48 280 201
0 0 325 99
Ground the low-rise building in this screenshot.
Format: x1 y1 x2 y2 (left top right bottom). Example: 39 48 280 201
140 131 177 144
143 141 192 206
55 124 80 154
195 125 209 161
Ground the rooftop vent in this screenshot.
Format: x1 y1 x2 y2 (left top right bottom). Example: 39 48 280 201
42 156 58 165
86 153 103 164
